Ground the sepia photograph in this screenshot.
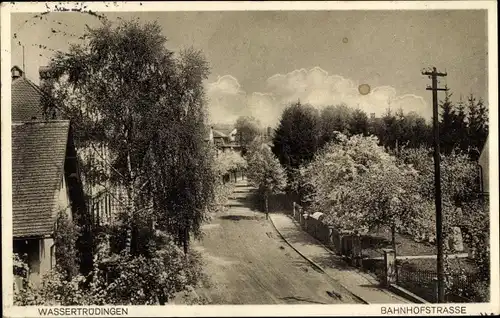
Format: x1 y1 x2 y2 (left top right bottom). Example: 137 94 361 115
1 1 498 317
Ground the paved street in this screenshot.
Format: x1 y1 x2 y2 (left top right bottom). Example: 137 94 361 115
269 213 410 304
191 181 362 304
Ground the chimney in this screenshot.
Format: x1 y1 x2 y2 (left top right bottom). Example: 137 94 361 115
267 126 272 137
11 66 23 80
39 66 51 86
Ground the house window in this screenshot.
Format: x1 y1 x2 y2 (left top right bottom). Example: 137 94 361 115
50 245 55 269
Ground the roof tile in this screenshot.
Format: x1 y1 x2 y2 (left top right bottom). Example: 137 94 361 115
12 121 70 237
12 77 45 121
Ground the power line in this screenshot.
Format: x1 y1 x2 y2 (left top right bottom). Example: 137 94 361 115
421 66 448 303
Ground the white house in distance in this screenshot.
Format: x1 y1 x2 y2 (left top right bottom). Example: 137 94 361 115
206 124 242 154
478 136 489 196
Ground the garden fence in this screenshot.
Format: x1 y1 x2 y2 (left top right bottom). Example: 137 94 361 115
396 261 478 303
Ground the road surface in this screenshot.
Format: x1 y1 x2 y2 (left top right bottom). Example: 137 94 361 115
190 182 361 304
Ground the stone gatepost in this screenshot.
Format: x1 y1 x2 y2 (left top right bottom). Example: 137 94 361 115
468 247 476 260
302 213 309 230
383 249 396 286
449 226 464 252
339 231 349 256
352 235 362 267
432 277 439 302
292 202 296 219
327 226 337 254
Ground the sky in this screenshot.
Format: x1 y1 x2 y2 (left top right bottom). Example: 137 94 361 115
10 9 488 127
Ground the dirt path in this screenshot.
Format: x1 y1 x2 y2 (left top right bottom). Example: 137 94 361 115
189 182 362 304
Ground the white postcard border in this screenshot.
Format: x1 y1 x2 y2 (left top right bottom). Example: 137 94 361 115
2 1 498 317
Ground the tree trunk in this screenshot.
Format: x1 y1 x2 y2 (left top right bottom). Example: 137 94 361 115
124 114 136 256
124 182 134 255
183 226 189 254
391 223 397 255
265 194 269 220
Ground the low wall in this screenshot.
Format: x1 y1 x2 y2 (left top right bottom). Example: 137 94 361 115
291 202 361 260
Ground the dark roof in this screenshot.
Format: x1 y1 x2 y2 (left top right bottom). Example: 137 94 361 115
212 129 228 138
12 121 71 237
212 124 235 136
12 76 45 121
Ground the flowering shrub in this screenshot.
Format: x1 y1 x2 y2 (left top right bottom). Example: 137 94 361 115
398 146 489 301
13 253 29 278
209 181 235 215
13 265 89 306
212 150 247 177
298 133 431 239
14 231 205 305
54 210 81 280
89 243 203 305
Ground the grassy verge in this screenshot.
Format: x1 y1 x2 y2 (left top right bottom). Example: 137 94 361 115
397 257 476 273
360 226 470 258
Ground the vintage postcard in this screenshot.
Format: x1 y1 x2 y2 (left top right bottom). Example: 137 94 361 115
1 1 498 317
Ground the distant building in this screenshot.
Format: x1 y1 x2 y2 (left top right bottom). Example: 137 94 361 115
12 121 87 286
205 124 242 154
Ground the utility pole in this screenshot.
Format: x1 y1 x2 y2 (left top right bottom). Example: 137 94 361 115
22 46 26 74
422 67 448 303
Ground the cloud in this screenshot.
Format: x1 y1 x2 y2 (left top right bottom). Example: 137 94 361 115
205 67 429 127
206 75 246 124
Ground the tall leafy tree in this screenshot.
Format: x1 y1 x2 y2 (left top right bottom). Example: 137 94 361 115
247 139 287 219
403 112 432 149
46 20 216 255
467 94 489 159
452 97 468 152
319 104 353 146
272 101 321 178
349 108 369 136
439 91 458 154
380 108 398 149
235 116 262 152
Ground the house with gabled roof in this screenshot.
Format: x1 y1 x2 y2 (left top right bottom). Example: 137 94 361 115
205 124 242 154
11 65 121 228
12 120 87 285
11 65 48 121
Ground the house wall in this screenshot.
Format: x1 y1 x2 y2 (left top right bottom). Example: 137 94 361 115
478 137 489 194
39 237 55 278
228 128 237 142
55 175 72 220
13 238 53 286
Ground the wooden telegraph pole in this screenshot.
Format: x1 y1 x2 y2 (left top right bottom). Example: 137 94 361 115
422 67 448 303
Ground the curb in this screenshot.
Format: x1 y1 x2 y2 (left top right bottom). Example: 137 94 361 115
268 214 370 305
282 214 412 303
286 215 393 290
